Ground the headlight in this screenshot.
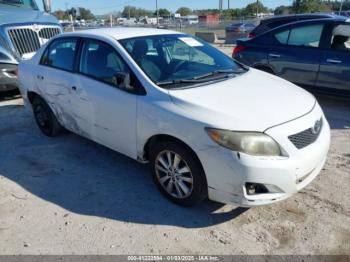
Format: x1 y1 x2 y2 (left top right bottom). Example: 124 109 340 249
205 128 282 156
0 46 15 63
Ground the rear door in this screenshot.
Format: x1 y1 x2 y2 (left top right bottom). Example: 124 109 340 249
37 37 94 137
316 23 350 92
268 23 325 88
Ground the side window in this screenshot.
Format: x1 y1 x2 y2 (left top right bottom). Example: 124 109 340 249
80 39 132 90
288 24 324 47
41 38 77 71
274 24 324 48
275 30 290 44
331 25 350 52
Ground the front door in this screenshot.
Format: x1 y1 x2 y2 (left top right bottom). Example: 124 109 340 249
76 38 138 158
268 23 324 88
317 24 350 92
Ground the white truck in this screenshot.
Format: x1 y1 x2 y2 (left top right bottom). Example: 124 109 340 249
0 0 62 92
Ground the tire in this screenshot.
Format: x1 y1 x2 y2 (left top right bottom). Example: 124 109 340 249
32 96 63 137
149 140 207 206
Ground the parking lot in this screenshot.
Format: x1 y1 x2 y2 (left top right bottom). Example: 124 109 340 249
0 44 349 255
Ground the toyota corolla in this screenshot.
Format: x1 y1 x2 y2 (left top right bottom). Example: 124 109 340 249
18 28 331 207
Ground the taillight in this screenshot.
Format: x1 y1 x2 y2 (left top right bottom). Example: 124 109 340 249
232 46 246 57
248 32 255 38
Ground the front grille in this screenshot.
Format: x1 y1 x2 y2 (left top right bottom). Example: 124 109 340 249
7 26 61 56
39 27 61 40
8 28 41 56
288 119 323 149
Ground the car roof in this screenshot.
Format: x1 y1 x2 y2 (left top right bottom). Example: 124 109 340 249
62 27 184 40
277 17 349 27
260 13 344 23
247 17 350 42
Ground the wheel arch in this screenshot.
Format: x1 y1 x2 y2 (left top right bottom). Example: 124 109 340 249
27 91 40 104
252 63 276 75
143 134 206 180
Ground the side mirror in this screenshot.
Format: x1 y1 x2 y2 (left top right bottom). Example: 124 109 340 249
42 0 52 13
114 72 133 91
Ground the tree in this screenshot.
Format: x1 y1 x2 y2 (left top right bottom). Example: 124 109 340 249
158 8 171 17
53 10 69 20
326 0 350 12
243 2 269 16
274 5 292 15
176 7 192 16
77 7 95 20
222 8 243 19
292 0 331 13
122 6 152 18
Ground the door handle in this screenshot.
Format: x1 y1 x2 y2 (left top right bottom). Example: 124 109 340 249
71 86 77 91
269 53 281 58
326 59 342 64
37 75 44 80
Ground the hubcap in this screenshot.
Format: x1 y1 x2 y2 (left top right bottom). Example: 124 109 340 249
155 150 193 199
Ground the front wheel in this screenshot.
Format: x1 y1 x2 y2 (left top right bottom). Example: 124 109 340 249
150 141 207 206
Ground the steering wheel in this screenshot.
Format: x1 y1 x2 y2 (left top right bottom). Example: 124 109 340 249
172 60 188 73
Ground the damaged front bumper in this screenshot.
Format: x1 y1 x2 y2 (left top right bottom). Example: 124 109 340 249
197 105 331 207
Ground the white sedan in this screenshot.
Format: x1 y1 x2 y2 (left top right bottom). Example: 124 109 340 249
18 28 331 207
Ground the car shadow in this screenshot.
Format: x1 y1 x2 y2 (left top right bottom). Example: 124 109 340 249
316 94 350 130
0 90 21 102
0 104 248 229
1 94 348 228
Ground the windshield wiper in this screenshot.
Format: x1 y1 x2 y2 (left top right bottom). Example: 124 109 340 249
156 78 206 86
157 73 237 87
156 68 247 87
192 68 246 80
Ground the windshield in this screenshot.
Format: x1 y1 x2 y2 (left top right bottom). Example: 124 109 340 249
0 0 39 10
119 34 247 88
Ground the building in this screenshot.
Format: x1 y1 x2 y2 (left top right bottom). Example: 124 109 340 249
198 14 220 25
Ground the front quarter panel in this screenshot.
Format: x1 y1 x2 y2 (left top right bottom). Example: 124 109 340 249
136 91 216 159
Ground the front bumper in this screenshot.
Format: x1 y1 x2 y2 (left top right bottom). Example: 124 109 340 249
197 103 331 207
0 63 18 92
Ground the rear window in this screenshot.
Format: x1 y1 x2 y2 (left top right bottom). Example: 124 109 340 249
274 24 324 47
41 38 77 71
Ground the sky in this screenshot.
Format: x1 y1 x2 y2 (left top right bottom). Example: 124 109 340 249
37 0 293 15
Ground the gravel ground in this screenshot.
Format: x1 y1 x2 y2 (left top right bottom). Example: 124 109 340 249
0 47 349 255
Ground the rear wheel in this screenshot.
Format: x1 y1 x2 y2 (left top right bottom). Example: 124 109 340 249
32 96 63 137
150 140 207 206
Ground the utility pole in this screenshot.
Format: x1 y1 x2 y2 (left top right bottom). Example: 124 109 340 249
228 0 230 9
219 0 223 19
156 0 159 26
340 0 344 13
256 0 259 18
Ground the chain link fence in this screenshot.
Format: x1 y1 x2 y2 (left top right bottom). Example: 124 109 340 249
63 17 261 45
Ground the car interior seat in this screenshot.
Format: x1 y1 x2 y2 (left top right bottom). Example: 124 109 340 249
331 35 349 51
131 40 161 82
86 48 115 79
54 48 74 69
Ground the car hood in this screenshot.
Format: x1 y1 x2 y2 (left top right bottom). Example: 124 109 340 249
0 6 58 25
168 69 316 132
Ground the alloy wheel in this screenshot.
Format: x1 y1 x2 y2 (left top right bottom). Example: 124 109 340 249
155 150 194 199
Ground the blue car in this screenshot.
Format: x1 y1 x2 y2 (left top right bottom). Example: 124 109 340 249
233 17 350 96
